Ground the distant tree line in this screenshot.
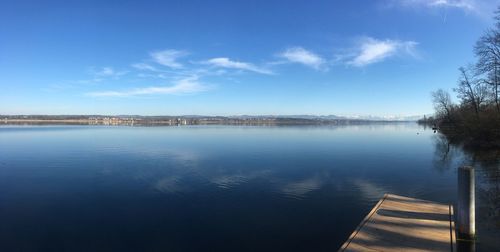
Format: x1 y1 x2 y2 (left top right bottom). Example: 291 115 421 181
420 8 500 148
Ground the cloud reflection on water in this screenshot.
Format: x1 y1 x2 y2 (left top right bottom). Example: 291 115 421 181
350 179 389 202
121 145 393 203
279 175 325 199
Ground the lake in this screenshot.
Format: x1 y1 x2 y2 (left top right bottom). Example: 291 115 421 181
0 123 498 251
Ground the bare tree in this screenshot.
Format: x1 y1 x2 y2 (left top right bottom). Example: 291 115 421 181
431 89 452 119
454 66 487 117
475 29 500 112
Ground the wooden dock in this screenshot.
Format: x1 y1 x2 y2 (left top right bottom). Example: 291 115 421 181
339 194 456 252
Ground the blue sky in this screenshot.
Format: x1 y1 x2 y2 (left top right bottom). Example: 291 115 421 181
1 0 499 116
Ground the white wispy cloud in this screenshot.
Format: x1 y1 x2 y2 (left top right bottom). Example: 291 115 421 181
427 0 475 10
93 67 127 78
87 76 210 97
387 0 499 16
75 78 104 84
203 57 273 74
278 47 326 70
131 63 159 72
150 49 188 69
69 67 127 85
401 0 475 10
348 37 418 67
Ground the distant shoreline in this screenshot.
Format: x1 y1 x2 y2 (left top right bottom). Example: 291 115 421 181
0 116 416 126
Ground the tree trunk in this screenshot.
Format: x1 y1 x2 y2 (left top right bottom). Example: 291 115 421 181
495 64 500 113
496 81 500 113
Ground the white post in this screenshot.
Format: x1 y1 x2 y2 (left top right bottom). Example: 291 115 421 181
457 166 475 240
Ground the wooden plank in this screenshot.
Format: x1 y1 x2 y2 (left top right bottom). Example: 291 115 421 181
339 194 455 252
339 194 388 251
449 205 456 252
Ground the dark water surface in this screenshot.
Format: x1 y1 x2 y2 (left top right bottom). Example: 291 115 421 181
0 124 498 251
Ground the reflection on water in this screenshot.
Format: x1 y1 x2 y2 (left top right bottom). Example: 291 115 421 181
433 134 455 171
351 178 390 202
0 123 498 251
431 133 500 251
442 140 500 252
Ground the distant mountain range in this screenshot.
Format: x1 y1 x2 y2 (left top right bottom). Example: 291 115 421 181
228 114 423 121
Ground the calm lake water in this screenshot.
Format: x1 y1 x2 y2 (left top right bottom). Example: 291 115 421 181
0 123 498 251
